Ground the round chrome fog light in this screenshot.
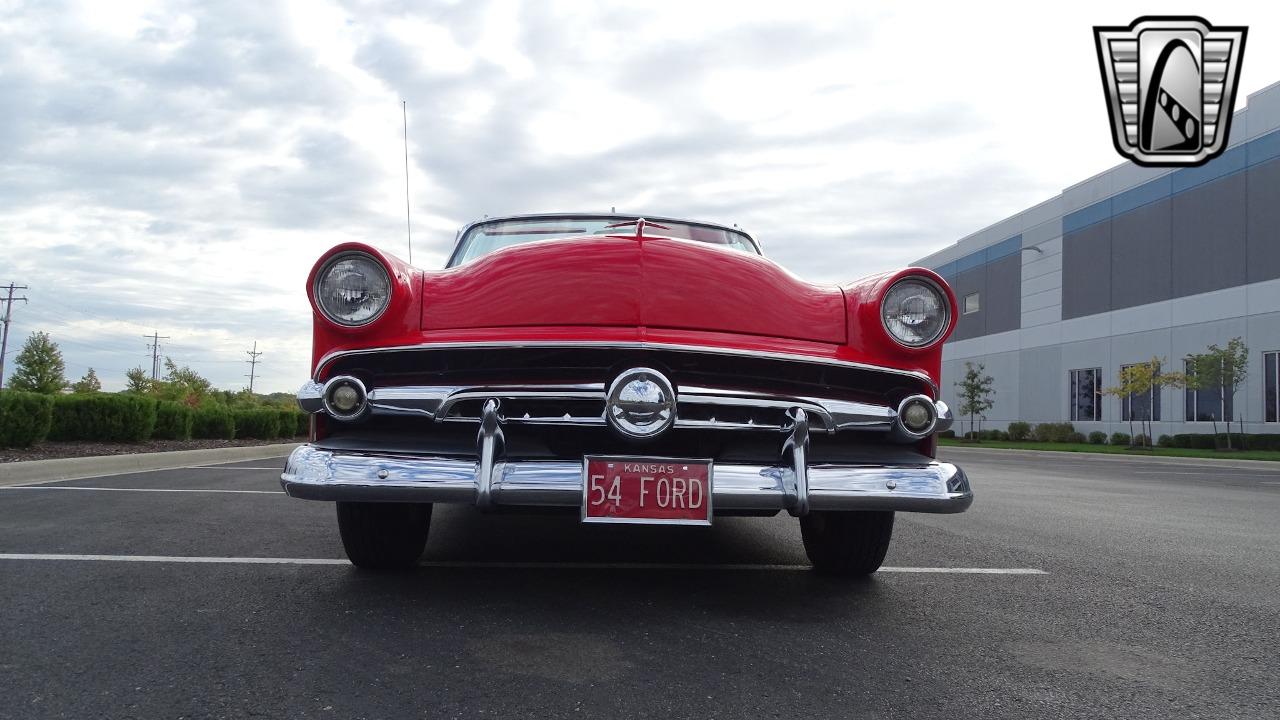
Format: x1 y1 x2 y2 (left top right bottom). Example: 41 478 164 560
322 376 368 421
606 367 676 439
331 385 360 412
897 395 937 436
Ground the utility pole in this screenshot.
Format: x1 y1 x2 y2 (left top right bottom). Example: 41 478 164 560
245 341 263 394
144 331 169 380
0 283 29 390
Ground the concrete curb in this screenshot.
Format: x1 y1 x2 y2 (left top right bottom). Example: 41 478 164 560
0 444 301 487
939 444 1280 471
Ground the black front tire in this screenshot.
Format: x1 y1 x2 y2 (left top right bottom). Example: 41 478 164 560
800 510 894 576
336 502 432 570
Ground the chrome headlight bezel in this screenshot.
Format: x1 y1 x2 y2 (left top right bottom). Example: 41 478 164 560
312 251 392 327
880 276 950 349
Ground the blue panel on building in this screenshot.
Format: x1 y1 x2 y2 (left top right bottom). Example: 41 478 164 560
1249 128 1280 166
1171 143 1247 193
1111 174 1172 216
934 261 957 279
986 235 1022 262
954 249 987 274
1063 198 1112 234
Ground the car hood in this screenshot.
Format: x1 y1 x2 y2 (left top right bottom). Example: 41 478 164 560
420 235 847 344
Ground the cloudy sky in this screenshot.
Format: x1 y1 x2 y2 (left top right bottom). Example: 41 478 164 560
2 0 1277 393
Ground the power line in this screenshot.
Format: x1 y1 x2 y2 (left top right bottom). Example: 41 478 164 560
245 341 263 393
144 331 170 380
0 283 30 390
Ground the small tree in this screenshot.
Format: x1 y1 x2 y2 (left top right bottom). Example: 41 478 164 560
71 367 102 394
954 362 995 439
1184 350 1218 438
125 367 153 394
1186 338 1249 449
8 331 67 395
158 357 213 406
1216 338 1248 448
1105 357 1185 447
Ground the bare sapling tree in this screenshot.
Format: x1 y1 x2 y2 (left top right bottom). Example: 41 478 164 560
955 362 995 440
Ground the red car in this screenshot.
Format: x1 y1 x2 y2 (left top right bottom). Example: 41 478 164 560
283 213 972 574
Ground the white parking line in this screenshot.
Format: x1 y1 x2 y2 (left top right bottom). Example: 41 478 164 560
0 487 283 495
185 467 282 471
1132 470 1279 477
0 553 1048 574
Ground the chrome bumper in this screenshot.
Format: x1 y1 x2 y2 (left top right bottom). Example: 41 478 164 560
280 444 973 514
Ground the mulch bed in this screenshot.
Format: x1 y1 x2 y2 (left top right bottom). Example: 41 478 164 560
0 438 299 464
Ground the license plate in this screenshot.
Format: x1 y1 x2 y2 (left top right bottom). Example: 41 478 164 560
582 456 713 525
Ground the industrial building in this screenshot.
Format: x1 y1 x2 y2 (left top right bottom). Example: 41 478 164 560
916 80 1280 436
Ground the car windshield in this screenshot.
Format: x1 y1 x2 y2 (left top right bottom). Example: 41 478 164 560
449 216 758 266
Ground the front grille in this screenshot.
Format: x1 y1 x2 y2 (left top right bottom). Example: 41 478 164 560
318 415 931 466
316 344 938 453
323 345 931 410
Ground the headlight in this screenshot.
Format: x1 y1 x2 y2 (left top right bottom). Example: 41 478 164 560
314 252 391 326
881 277 948 348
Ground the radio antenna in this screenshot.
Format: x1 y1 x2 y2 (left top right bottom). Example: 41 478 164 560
402 100 414 264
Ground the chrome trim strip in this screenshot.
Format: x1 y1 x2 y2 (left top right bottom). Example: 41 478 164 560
301 377 951 441
367 384 605 419
280 445 973 514
678 386 895 432
313 340 937 393
330 380 911 436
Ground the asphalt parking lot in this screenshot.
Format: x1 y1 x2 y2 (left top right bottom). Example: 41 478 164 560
2 448 1278 719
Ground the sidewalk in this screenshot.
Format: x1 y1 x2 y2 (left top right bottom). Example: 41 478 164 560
939 444 1280 471
0 443 300 486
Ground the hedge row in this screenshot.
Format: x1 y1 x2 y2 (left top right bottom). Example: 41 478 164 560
193 405 235 440
0 391 55 448
0 392 308 447
233 409 280 439
48 394 157 442
1165 433 1280 451
152 401 195 440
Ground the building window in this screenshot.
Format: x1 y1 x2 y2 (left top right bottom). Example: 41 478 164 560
1120 363 1161 422
1266 351 1279 423
1069 368 1102 421
963 293 980 314
1184 358 1232 422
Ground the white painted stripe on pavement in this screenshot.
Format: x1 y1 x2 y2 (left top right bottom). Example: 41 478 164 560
0 553 346 564
0 487 283 495
877 566 1048 574
0 553 1048 574
185 466 282 470
1132 470 1279 476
